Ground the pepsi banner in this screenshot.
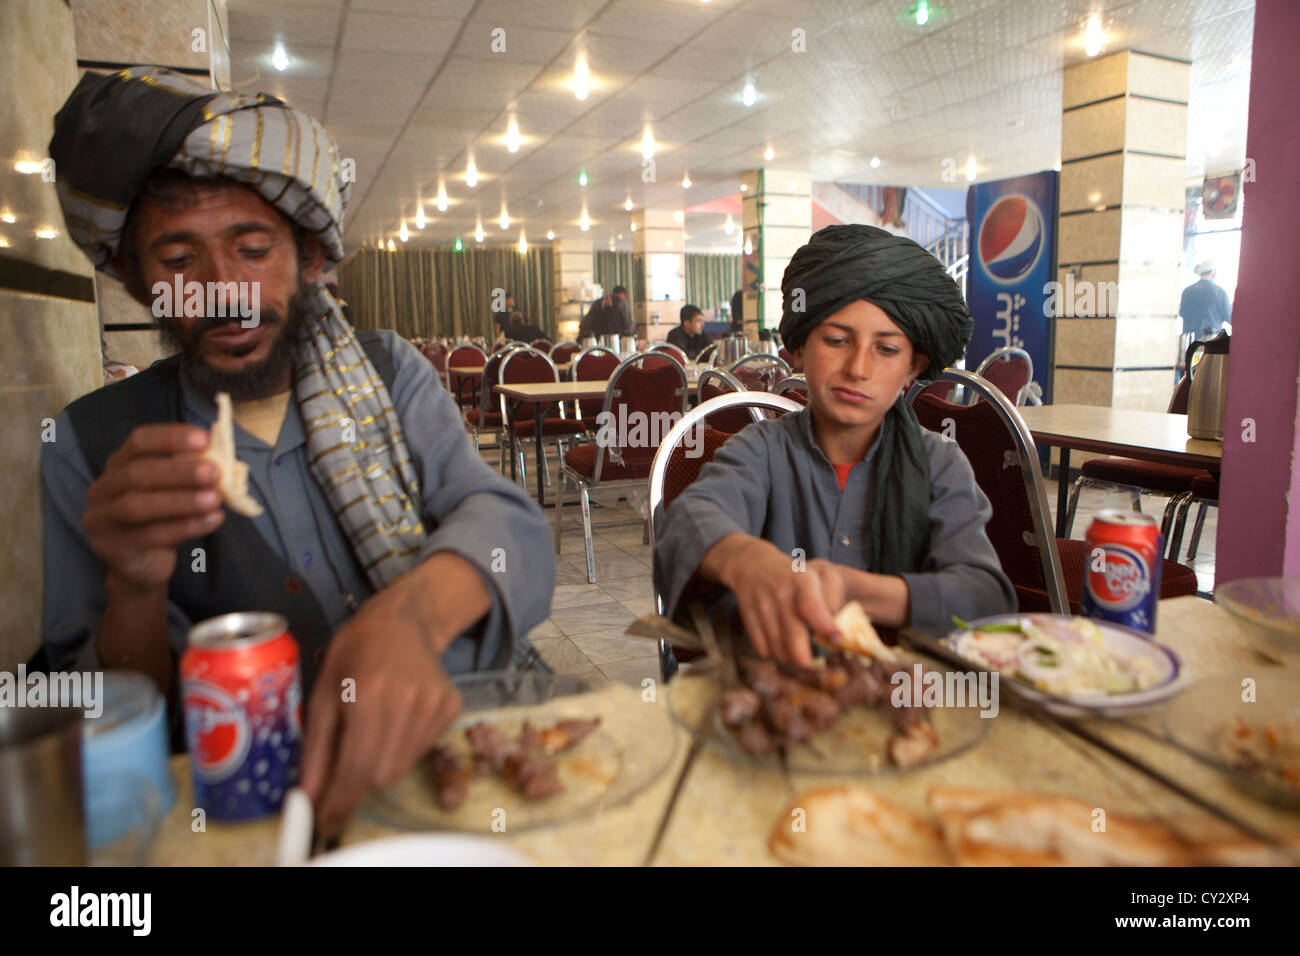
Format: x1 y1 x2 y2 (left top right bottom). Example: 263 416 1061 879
965 170 1058 402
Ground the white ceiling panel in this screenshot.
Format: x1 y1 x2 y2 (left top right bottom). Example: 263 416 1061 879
340 12 464 55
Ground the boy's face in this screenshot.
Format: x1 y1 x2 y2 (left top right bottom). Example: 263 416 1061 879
795 299 928 431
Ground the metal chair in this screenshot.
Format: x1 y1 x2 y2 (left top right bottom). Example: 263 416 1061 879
498 347 588 490
466 349 510 470
696 341 719 367
530 338 553 354
973 346 1041 406
558 352 690 584
696 367 761 433
650 342 688 366
1167 471 1218 563
568 346 621 427
728 352 792 391
910 370 1198 613
647 391 804 679
447 343 487 415
772 374 808 405
550 341 581 366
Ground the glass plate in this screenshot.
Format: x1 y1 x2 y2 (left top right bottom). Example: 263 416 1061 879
364 671 677 833
1216 578 1300 659
1162 670 1300 809
666 668 989 775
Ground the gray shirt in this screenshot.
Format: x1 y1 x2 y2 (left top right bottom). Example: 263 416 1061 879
653 407 1016 637
41 331 554 677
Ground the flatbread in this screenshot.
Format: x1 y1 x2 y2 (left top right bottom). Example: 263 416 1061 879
201 392 263 517
816 601 896 661
927 787 1192 866
768 786 951 866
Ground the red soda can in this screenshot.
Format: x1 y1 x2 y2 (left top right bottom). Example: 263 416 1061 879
181 612 302 820
1081 510 1163 633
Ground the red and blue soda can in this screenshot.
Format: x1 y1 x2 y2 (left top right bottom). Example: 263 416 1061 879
181 612 302 820
1081 510 1163 634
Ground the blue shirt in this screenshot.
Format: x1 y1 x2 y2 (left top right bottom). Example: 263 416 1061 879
1179 278 1232 337
653 407 1016 637
40 331 554 676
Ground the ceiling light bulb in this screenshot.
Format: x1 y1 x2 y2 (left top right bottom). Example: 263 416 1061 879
518 231 527 255
674 210 684 223
35 226 58 239
682 172 692 189
740 183 748 192
475 221 484 243
574 52 590 101
399 221 409 242
641 127 655 160
578 171 588 187
624 197 633 211
743 237 753 255
579 209 590 232
454 236 463 251
466 155 478 188
915 1 930 26
723 215 734 235
272 42 289 72
742 80 756 107
387 239 396 252
414 206 426 230
436 181 448 212
546 230 555 240
1084 14 1104 57
870 156 881 168
763 147 774 161
0 212 14 223
965 157 977 182
506 117 521 153
499 209 510 230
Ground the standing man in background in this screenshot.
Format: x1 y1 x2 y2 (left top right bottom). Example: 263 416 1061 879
579 285 633 338
1180 260 1233 338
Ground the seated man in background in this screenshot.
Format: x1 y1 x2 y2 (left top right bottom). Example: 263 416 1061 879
654 225 1015 668
40 67 555 834
666 305 712 360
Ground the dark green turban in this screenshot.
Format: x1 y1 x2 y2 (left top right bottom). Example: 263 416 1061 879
778 224 974 577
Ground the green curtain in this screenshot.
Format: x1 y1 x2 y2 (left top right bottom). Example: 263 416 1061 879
339 247 554 339
685 253 741 316
593 251 645 302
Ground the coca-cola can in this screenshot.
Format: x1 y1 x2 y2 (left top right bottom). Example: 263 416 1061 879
1081 510 1163 633
181 612 302 820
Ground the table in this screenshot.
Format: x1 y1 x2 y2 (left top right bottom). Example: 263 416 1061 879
1017 404 1223 538
148 596 1298 866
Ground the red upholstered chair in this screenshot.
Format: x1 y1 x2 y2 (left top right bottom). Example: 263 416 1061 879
696 341 719 367
772 375 809 405
559 352 690 583
728 352 792 392
778 347 798 371
696 368 758 434
911 371 1200 614
551 341 581 366
465 349 508 470
973 346 1039 406
1063 374 1205 550
497 347 588 490
447 344 486 415
530 338 553 354
1167 470 1219 563
651 342 688 366
568 346 620 427
647 391 805 679
918 380 957 402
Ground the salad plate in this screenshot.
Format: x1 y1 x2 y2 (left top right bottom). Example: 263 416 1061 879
941 614 1188 716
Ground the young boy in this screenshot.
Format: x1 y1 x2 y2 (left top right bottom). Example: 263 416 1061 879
653 224 1015 667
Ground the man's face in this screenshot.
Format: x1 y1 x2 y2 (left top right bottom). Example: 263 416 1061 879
504 295 515 311
127 180 323 397
685 314 705 335
795 299 928 432
615 290 627 302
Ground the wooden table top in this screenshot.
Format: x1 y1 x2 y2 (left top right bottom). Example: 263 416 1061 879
145 596 1297 866
1018 404 1223 468
448 365 484 376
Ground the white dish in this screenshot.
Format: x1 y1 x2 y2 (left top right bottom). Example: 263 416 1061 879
309 834 534 867
941 614 1188 717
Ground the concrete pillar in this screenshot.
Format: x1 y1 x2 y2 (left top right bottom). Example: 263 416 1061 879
69 0 231 371
740 167 811 341
1216 0 1300 583
632 208 684 342
551 238 593 342
1054 50 1189 411
0 0 101 668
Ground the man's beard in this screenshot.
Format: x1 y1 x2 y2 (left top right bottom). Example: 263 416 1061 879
159 282 317 401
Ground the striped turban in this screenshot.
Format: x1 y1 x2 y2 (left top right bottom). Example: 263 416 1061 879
49 67 426 592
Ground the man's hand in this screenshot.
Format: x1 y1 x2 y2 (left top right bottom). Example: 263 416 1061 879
83 423 225 594
700 535 849 667
299 554 490 837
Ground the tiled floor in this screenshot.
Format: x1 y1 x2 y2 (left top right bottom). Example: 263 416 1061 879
491 441 1219 687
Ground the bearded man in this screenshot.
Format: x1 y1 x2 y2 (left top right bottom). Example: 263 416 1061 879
39 67 554 834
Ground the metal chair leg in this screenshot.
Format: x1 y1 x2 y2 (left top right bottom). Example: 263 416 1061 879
1187 499 1211 560
552 468 563 555
1160 492 1190 542
580 482 596 584
1167 495 1196 562
1130 489 1142 512
1063 475 1088 538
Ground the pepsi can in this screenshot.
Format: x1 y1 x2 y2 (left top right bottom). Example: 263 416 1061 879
1081 510 1163 634
181 612 302 820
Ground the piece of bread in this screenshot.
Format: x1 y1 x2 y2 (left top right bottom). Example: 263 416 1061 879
927 786 1192 866
817 601 896 661
769 785 951 866
201 392 263 517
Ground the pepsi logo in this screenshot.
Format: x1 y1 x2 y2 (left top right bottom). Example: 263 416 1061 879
979 195 1044 283
183 680 251 782
1088 544 1151 611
